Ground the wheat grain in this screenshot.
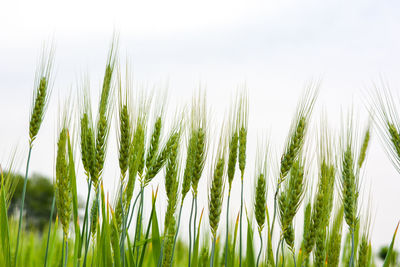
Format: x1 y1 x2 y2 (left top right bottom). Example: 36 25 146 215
209 156 225 238
357 126 370 170
326 206 344 267
55 128 72 239
279 160 305 250
182 131 196 201
118 104 131 180
254 173 266 232
357 235 369 267
146 117 162 170
29 47 54 145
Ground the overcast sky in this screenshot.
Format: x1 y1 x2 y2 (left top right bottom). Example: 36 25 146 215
1 0 400 253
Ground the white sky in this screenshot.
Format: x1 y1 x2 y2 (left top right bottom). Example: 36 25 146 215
1 0 400 256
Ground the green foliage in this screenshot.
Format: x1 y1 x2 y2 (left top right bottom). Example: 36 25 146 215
378 245 398 265
6 173 55 231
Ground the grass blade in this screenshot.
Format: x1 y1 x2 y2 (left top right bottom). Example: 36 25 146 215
110 207 122 267
229 212 240 266
151 203 161 266
126 234 135 266
383 221 400 267
0 171 11 266
246 215 256 267
67 132 81 267
139 187 158 267
192 208 204 267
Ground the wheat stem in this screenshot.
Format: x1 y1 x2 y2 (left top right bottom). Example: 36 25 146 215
83 188 99 267
188 197 194 267
61 237 65 267
275 236 282 267
193 195 198 258
132 186 144 250
90 244 95 267
292 249 297 267
171 202 183 265
44 195 55 267
14 146 32 267
270 175 283 243
225 191 231 267
79 180 92 262
127 191 141 229
64 239 69 267
210 236 216 267
349 229 355 267
158 241 164 267
134 184 144 266
119 184 126 267
139 190 157 267
256 230 263 267
239 175 244 267
281 236 285 267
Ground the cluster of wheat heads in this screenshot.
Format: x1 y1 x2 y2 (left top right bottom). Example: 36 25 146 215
2 40 400 267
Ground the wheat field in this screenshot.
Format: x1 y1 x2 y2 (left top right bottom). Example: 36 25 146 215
1 39 400 267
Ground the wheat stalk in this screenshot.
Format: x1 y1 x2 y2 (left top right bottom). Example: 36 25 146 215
161 129 180 267
238 89 248 267
188 91 207 267
339 112 370 267
82 40 117 267
78 78 96 263
270 84 318 245
253 138 268 267
208 129 226 267
55 127 73 267
299 124 335 266
254 172 266 267
224 96 239 267
14 45 54 267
